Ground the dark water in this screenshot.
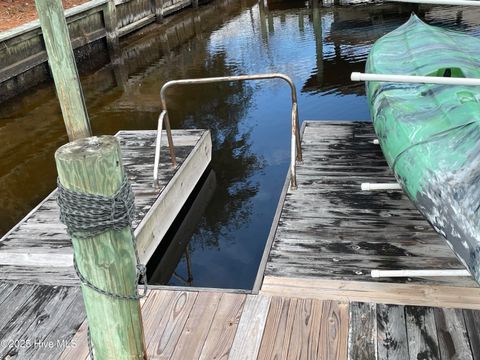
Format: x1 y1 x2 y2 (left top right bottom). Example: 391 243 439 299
2 0 480 289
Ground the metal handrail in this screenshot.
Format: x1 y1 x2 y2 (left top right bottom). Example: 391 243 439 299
154 73 303 189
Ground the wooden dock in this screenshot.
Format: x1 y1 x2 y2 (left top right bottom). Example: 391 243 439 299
62 288 480 360
58 120 480 360
0 129 211 286
260 121 480 310
2 121 480 359
0 129 211 359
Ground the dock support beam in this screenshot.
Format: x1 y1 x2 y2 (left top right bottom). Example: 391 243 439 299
55 137 146 360
35 0 92 141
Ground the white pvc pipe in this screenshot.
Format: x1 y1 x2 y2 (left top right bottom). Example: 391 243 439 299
371 269 471 278
351 72 480 86
388 0 480 6
361 183 402 191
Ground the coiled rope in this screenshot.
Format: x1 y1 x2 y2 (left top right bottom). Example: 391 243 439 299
57 174 148 359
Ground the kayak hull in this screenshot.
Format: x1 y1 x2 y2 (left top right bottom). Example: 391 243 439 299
366 15 480 283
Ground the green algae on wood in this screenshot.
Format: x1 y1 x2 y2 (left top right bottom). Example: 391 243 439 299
366 14 480 283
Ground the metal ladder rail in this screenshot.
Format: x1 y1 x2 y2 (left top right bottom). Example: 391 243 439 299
154 73 303 190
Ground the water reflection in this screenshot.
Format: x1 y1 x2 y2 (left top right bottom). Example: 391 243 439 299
157 51 267 288
149 170 217 285
165 53 264 244
2 0 480 288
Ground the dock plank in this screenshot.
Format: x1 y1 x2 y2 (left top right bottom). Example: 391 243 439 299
463 309 480 360
229 295 271 360
198 293 246 360
376 304 409 360
257 297 296 360
143 290 177 350
0 283 17 306
60 320 89 360
0 284 39 330
147 291 198 359
286 298 315 360
17 288 84 360
261 276 480 310
318 301 349 360
405 306 440 360
348 302 376 360
434 308 473 360
170 292 222 360
306 299 326 359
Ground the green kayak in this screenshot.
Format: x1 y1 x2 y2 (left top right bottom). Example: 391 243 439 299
366 14 480 283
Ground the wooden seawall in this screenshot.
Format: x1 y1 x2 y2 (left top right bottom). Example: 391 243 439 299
0 0 208 102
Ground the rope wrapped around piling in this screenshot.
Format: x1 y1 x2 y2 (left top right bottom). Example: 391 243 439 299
56 175 148 359
57 175 135 239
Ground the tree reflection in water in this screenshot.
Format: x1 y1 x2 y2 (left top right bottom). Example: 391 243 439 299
165 51 265 253
3 0 477 288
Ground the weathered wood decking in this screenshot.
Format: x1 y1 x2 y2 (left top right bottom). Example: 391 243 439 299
261 121 480 310
0 129 211 359
0 129 211 286
3 121 480 359
60 120 480 360
61 288 480 360
0 283 84 359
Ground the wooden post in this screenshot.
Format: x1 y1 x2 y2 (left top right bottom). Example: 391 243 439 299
153 0 164 23
104 0 120 63
103 0 128 90
258 0 268 43
312 3 323 82
55 136 146 360
267 11 274 33
35 0 92 141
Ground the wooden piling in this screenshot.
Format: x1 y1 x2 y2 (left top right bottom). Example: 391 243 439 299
34 0 92 141
153 0 164 23
55 136 146 360
104 0 120 62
